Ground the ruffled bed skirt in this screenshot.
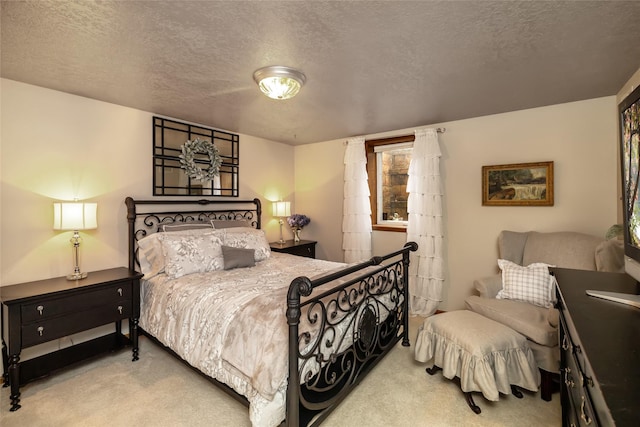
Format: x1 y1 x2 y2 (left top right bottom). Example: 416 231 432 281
415 310 540 401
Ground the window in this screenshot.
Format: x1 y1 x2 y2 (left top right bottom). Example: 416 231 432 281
365 135 414 232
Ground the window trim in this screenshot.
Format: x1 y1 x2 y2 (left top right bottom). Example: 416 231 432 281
365 134 415 232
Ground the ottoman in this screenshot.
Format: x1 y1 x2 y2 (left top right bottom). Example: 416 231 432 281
415 310 540 413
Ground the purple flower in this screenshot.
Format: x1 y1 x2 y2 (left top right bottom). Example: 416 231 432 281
287 214 311 229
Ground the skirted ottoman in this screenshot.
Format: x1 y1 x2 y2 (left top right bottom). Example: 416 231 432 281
415 310 540 413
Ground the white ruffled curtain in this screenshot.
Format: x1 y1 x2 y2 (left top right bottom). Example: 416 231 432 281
407 128 445 316
343 136 372 263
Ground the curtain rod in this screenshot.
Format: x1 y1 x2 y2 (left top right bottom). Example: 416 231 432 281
361 127 446 145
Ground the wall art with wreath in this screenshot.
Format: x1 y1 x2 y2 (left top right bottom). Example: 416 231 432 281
153 117 239 197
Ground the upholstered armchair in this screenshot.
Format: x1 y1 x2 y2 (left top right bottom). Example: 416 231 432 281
465 230 623 401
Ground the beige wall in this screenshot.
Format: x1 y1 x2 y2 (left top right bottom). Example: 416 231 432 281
295 96 619 310
0 78 626 310
0 78 294 286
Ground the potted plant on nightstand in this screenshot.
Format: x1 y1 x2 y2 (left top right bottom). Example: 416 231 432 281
287 214 310 242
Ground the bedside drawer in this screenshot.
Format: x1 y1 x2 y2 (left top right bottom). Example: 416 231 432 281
21 282 133 323
270 240 317 259
1 267 143 412
286 245 315 258
21 300 132 347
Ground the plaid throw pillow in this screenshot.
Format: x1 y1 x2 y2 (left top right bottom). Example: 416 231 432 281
496 259 556 308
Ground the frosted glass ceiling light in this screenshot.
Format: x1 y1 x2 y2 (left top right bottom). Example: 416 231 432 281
253 66 306 100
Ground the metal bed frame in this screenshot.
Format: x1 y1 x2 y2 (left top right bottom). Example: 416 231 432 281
125 197 416 426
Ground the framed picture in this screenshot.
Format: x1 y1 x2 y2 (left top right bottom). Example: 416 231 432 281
482 161 554 206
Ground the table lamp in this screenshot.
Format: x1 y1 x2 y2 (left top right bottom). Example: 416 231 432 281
272 201 291 244
53 202 98 280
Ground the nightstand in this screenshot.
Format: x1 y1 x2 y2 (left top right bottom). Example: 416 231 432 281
0 267 143 411
270 240 317 258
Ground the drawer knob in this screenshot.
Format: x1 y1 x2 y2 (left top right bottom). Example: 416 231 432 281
563 368 574 388
37 326 44 336
580 395 592 425
117 288 123 297
117 305 123 315
37 305 44 316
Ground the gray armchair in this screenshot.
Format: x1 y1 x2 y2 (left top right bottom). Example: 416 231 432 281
465 230 623 401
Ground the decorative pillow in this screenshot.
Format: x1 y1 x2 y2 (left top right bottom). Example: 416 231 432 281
137 233 166 279
221 227 271 261
211 219 252 229
162 222 213 232
221 245 256 270
496 259 556 308
160 231 224 279
137 228 224 279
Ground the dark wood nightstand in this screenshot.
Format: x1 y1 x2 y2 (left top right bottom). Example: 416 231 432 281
0 267 143 411
270 240 317 258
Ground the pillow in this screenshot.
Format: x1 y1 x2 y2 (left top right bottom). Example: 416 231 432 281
162 222 213 232
496 259 556 308
137 233 166 279
221 245 256 270
222 227 271 261
211 219 252 229
136 228 224 279
160 231 224 279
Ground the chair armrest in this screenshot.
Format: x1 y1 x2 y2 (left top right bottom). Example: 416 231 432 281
473 274 502 298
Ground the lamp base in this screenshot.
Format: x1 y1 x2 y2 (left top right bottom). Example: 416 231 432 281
278 219 286 244
66 271 88 281
67 230 88 281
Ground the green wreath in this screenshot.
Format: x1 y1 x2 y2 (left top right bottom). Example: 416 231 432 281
179 138 222 182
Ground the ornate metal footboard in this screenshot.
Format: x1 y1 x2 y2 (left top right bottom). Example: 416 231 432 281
286 242 418 427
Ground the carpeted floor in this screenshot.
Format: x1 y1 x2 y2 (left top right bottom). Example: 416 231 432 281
0 317 560 426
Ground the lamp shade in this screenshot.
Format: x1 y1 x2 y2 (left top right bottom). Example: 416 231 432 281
272 201 291 218
53 202 98 230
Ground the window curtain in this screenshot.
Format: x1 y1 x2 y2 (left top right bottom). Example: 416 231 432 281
406 128 445 316
343 136 372 263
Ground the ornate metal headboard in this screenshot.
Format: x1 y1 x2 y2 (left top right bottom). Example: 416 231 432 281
125 197 262 271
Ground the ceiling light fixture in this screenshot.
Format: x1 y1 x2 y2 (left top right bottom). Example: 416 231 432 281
253 66 306 100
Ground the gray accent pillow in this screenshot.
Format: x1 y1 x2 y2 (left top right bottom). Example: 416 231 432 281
222 245 256 270
211 219 252 229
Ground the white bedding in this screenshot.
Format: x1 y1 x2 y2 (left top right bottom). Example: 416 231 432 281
140 252 346 427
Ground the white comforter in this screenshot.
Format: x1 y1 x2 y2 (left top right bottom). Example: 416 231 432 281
140 252 346 427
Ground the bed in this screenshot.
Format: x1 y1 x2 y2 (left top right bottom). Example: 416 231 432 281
125 197 417 427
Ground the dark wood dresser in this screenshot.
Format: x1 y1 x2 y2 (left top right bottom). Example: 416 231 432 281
0 267 143 411
270 239 317 258
554 267 640 426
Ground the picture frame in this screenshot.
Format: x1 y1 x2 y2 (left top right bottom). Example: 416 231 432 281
152 116 239 197
482 161 554 206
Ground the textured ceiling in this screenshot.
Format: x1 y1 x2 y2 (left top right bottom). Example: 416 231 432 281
2 1 640 145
